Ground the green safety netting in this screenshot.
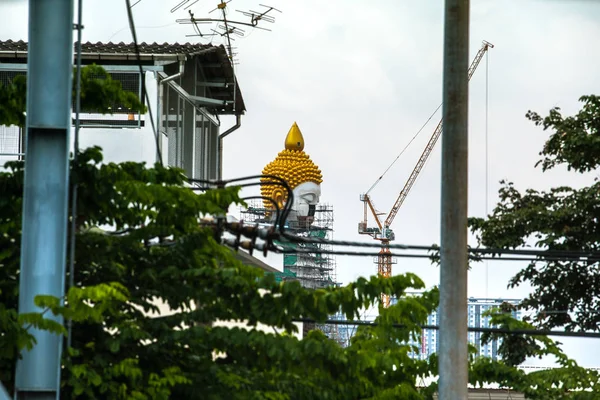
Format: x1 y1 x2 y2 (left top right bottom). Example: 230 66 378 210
272 268 297 283
283 254 297 266
309 229 327 239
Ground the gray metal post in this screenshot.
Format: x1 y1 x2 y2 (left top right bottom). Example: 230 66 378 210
438 0 470 399
15 0 74 398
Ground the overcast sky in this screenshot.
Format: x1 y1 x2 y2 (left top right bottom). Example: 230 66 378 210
3 0 600 367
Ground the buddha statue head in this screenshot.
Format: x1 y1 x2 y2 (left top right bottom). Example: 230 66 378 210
261 122 323 226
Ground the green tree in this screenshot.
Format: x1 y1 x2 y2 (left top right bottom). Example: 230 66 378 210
466 95 600 397
0 146 445 398
469 95 600 333
1 146 597 399
0 63 146 128
2 65 597 398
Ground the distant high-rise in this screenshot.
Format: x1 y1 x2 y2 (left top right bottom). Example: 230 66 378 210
391 296 522 361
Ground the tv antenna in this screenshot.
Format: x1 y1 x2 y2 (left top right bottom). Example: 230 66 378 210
173 1 282 63
236 4 281 26
179 10 218 39
212 24 245 40
170 0 198 13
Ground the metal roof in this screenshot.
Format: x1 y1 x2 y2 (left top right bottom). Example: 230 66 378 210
0 39 213 57
0 40 245 114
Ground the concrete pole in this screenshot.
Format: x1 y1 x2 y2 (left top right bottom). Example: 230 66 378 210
15 0 74 398
438 0 470 399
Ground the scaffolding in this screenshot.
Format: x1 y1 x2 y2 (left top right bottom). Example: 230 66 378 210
240 201 344 345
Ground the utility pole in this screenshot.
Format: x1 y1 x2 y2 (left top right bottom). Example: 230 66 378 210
15 0 74 399
438 0 470 399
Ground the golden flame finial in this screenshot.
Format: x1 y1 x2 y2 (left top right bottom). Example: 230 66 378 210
284 121 304 151
260 122 322 210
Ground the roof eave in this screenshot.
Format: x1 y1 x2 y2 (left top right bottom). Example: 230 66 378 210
0 50 187 62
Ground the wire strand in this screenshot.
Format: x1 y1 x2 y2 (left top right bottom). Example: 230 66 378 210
67 0 84 350
125 0 163 166
294 318 600 339
188 175 600 262
485 48 490 299
365 103 443 195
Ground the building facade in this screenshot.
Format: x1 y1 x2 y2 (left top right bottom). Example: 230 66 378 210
0 40 285 273
392 296 522 361
0 40 245 181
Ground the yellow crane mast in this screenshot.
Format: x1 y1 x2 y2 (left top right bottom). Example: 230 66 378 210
359 40 494 308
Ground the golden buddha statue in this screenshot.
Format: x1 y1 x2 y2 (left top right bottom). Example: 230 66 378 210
261 122 323 225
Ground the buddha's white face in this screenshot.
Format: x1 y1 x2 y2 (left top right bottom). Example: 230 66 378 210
290 181 321 225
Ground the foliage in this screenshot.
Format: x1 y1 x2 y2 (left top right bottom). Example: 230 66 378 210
471 306 600 399
78 64 147 115
0 146 448 399
0 63 146 128
0 72 26 127
1 143 597 397
469 95 600 333
2 76 598 397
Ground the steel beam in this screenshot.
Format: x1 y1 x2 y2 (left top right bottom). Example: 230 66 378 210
196 81 231 88
15 0 74 398
438 0 470 399
0 63 163 72
189 94 233 107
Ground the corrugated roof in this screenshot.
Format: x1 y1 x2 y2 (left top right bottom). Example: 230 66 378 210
0 39 245 114
0 39 213 56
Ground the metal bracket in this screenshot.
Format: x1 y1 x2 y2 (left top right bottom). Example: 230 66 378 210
189 95 233 107
72 23 85 30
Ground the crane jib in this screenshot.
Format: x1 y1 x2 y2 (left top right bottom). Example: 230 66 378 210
358 40 493 308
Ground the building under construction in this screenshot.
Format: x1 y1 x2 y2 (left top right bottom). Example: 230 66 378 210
241 202 337 289
238 121 345 343
240 201 344 343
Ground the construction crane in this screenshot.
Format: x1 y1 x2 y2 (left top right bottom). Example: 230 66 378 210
358 40 494 308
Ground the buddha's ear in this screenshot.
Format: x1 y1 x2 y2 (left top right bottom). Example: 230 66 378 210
272 187 286 209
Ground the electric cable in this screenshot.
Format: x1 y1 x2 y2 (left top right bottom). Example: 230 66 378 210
67 0 84 350
125 0 163 166
485 46 490 299
107 22 179 42
273 246 600 263
365 103 443 196
293 318 600 339
187 175 600 262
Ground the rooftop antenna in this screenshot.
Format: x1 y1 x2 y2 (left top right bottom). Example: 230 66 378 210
211 24 245 40
171 0 193 13
177 10 217 39
236 4 281 27
173 0 281 63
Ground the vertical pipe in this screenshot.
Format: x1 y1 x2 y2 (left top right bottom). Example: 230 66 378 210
217 114 241 180
438 0 470 399
16 0 74 398
68 0 84 351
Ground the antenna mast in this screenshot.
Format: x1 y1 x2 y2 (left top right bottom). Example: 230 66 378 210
174 1 281 65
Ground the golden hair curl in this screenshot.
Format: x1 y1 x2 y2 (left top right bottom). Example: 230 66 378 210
260 122 323 210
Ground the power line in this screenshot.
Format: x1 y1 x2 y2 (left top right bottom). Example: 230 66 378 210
294 318 600 339
125 0 163 166
67 0 84 351
166 175 600 263
365 103 443 195
485 48 490 299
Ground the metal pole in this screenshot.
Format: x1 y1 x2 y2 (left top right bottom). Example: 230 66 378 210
15 0 74 398
67 0 84 351
438 0 470 399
